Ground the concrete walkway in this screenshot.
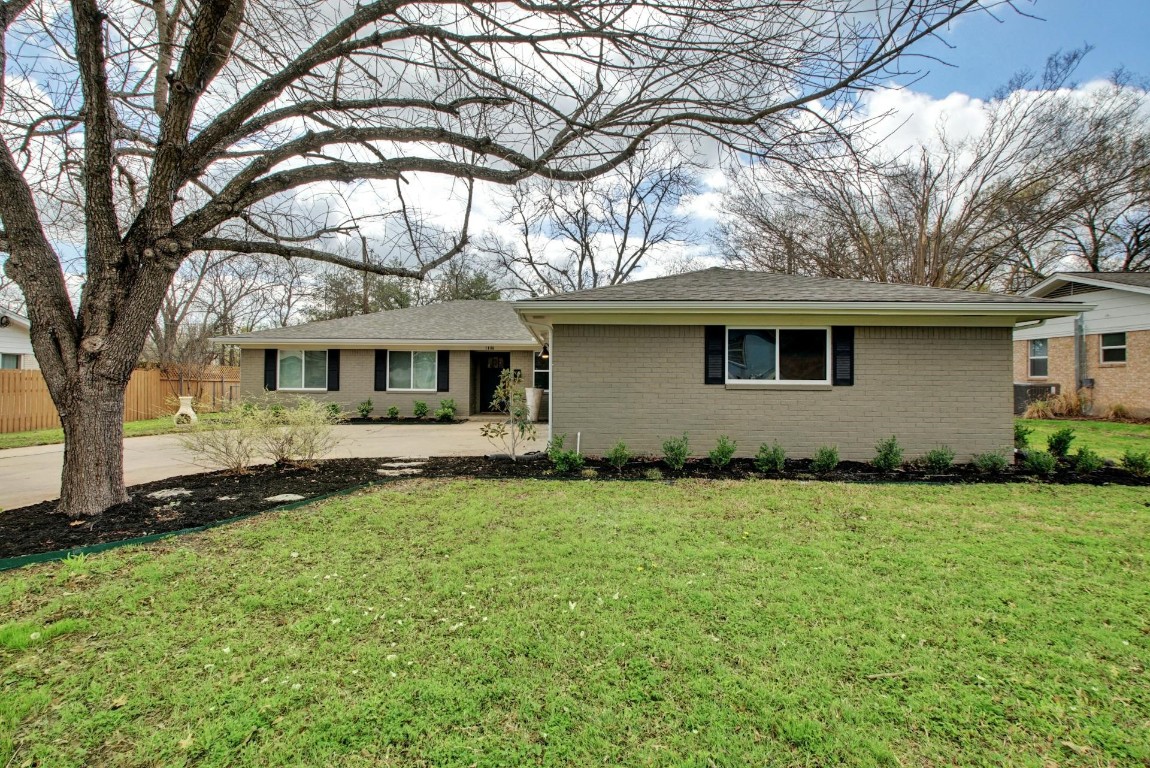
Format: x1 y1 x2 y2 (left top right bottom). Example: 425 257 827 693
0 422 545 510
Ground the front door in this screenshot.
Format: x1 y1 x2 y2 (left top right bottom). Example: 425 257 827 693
476 352 509 412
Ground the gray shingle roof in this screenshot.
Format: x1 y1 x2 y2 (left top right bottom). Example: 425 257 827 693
214 300 535 344
517 267 1067 304
1052 272 1150 289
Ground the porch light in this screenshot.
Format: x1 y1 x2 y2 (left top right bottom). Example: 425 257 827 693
540 344 549 360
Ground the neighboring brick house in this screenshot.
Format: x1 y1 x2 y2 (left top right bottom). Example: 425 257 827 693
513 268 1085 461
1014 272 1150 418
213 301 549 418
0 309 37 370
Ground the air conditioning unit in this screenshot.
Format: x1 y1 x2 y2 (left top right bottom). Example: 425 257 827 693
1013 383 1060 415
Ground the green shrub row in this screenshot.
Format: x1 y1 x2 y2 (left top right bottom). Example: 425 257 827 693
353 399 456 422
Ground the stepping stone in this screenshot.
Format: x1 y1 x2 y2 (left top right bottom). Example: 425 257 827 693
217 495 237 501
265 493 307 503
148 488 192 500
379 461 426 468
376 468 424 477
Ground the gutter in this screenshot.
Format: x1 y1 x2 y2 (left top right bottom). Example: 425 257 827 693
210 337 540 349
512 299 1093 318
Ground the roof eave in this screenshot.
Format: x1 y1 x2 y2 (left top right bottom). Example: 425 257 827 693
513 300 1091 319
1025 274 1150 298
210 336 539 349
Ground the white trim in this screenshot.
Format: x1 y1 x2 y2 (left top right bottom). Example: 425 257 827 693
1027 338 1049 379
386 349 438 392
724 326 832 386
1100 331 1128 364
1026 274 1150 299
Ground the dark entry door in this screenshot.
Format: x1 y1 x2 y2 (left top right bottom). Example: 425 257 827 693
477 352 509 412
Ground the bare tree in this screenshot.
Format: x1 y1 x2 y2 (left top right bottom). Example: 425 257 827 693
0 0 999 515
482 145 698 295
718 52 1150 290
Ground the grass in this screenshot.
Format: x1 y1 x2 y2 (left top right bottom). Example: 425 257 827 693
2 479 1149 766
1018 417 1150 459
0 412 224 450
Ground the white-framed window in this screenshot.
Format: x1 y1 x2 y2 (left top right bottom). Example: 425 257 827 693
388 350 437 391
1028 339 1049 378
0 353 19 370
1100 332 1127 364
726 327 829 384
278 349 327 390
533 351 550 391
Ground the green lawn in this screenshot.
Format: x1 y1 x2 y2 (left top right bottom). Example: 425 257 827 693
3 480 1148 767
1018 417 1150 459
0 412 224 450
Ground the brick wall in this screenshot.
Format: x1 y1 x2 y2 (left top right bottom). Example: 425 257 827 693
553 324 1014 461
240 348 473 417
1012 329 1150 417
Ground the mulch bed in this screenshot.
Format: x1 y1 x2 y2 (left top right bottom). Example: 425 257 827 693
3 455 1147 560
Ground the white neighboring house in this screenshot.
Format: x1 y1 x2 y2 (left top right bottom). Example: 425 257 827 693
0 309 37 370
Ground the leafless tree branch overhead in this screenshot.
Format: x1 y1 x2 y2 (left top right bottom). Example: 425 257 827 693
0 0 999 515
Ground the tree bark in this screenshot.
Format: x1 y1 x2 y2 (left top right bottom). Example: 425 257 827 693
56 377 129 516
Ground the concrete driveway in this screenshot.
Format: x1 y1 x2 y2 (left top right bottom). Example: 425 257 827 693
1 422 545 510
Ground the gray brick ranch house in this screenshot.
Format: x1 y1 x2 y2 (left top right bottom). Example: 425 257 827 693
513 268 1086 460
213 301 547 418
218 268 1087 460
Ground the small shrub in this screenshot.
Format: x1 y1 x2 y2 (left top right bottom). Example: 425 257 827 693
1013 422 1033 449
755 442 786 473
178 403 262 473
258 397 341 467
972 450 1009 474
643 467 664 481
1050 389 1091 417
1121 449 1150 477
580 467 598 479
434 399 457 422
356 399 374 419
386 405 400 419
604 441 631 472
1046 426 1076 458
1071 446 1105 474
1023 400 1053 419
1022 449 1057 477
709 435 737 468
548 433 586 474
922 446 956 473
811 445 839 474
661 433 690 471
325 402 343 421
872 435 903 472
1106 403 1131 421
412 401 429 419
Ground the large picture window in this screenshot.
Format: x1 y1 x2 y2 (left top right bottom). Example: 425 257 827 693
727 328 828 383
1100 332 1127 363
388 350 437 391
278 349 327 390
1028 339 1049 378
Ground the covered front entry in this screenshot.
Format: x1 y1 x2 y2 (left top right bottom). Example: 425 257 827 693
471 351 511 413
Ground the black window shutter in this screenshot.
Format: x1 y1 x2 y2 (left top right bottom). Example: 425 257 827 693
437 350 450 392
264 349 277 391
832 327 854 386
704 326 725 385
327 350 340 391
374 350 388 391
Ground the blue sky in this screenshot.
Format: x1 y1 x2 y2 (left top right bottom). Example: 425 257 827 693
904 0 1150 98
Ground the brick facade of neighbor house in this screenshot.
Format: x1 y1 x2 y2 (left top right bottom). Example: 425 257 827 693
552 324 1013 461
240 348 536 417
1013 329 1150 417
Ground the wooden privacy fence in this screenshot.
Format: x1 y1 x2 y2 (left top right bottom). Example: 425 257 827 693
0 366 241 433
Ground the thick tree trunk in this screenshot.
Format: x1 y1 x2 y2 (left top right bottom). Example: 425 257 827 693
57 379 129 516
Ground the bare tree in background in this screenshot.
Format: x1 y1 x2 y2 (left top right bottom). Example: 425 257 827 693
0 0 1001 515
482 145 699 295
0 255 22 311
718 51 1150 291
